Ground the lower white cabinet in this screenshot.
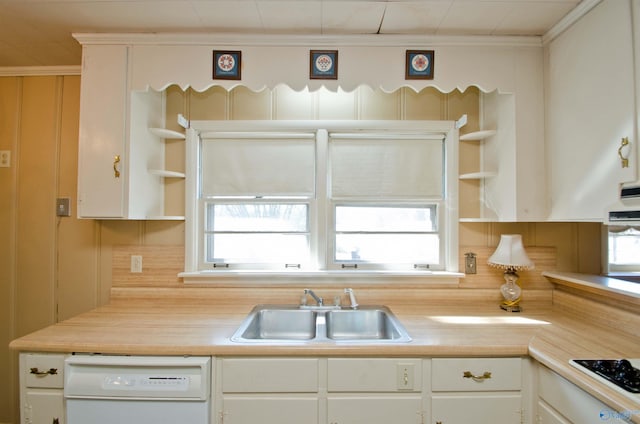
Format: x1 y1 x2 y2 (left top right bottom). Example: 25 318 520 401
217 357 424 424
327 358 423 424
431 357 525 424
216 357 528 424
19 353 67 424
218 358 320 424
537 365 631 424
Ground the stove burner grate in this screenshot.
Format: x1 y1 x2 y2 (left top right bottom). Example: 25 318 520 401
572 359 640 394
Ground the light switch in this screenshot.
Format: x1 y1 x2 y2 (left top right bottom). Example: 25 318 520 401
397 363 414 390
465 252 477 274
56 198 71 217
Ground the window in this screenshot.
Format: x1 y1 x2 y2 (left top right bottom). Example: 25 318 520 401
607 226 640 273
185 121 458 274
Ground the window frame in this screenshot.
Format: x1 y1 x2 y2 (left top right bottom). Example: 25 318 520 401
184 120 459 276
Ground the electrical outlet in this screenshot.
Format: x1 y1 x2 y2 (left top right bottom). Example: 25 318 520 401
0 150 10 167
131 255 143 273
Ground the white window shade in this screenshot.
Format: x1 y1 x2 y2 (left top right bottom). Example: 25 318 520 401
329 134 444 198
201 133 316 197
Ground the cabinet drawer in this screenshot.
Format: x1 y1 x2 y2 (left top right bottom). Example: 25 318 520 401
221 358 319 393
24 353 65 389
328 358 422 392
432 357 521 391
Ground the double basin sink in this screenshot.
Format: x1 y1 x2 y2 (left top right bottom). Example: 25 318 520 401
231 305 411 343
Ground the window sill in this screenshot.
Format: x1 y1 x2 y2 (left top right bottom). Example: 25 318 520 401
180 270 463 286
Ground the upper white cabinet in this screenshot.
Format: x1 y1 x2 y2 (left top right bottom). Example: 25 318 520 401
77 44 185 219
77 44 128 218
459 88 546 222
545 0 638 221
74 34 546 220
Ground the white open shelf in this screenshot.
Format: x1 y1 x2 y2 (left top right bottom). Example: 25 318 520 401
459 171 497 180
145 215 185 220
149 169 186 178
459 129 497 141
149 127 186 139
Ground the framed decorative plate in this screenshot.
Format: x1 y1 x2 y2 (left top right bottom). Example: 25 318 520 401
310 50 338 80
405 50 434 80
213 50 241 80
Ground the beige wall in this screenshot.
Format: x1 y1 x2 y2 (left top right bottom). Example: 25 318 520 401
0 79 601 423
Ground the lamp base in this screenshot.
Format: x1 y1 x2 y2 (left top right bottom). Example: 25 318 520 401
500 303 521 313
500 270 522 313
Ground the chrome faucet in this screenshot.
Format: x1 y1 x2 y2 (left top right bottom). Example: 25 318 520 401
303 289 324 306
344 288 359 309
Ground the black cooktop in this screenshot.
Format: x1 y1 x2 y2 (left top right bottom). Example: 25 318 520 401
572 359 640 393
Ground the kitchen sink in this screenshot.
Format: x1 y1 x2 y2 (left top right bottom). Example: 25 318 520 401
235 308 317 340
231 305 411 343
325 309 406 341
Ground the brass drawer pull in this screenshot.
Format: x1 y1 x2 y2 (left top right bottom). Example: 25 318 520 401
30 367 58 376
463 370 491 381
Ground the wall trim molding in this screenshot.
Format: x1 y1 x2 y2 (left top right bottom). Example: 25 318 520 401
542 0 602 45
72 32 543 48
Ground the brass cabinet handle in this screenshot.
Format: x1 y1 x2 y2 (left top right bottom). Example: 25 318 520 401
113 154 121 178
30 367 58 376
463 370 491 380
618 137 630 168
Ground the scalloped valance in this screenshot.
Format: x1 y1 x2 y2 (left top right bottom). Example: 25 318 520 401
73 33 543 94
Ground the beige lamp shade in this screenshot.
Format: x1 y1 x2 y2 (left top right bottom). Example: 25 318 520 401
487 234 534 271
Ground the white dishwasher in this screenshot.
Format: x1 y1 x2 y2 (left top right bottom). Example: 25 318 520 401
64 355 211 424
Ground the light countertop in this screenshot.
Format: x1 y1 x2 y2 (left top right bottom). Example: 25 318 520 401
9 275 640 422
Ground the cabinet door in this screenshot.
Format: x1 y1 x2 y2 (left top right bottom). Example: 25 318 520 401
432 394 522 424
538 365 629 424
328 396 422 424
24 389 64 424
538 400 571 424
546 0 636 220
77 44 128 218
222 397 318 424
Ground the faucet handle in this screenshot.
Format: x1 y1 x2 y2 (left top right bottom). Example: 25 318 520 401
344 288 359 309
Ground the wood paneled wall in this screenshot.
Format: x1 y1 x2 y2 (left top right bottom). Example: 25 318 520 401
0 75 99 424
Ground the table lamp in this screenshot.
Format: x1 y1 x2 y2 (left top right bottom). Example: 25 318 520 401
487 234 534 312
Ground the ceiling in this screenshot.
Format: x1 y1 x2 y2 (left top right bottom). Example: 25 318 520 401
0 0 584 67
